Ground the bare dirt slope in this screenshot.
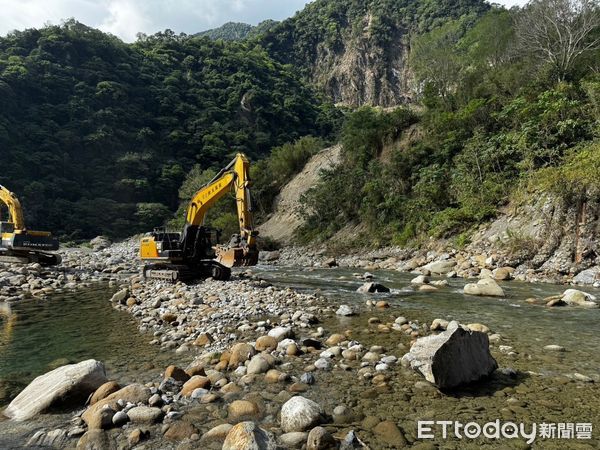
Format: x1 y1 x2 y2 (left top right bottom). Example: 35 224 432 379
259 145 342 243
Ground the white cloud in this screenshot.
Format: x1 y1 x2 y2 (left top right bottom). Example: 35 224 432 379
0 0 530 42
99 0 152 42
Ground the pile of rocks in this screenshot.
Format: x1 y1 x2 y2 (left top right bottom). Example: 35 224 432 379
0 238 139 302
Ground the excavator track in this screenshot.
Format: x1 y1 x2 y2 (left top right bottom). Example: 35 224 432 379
143 261 231 283
0 250 61 266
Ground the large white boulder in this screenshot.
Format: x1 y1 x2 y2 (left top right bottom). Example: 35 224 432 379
280 396 324 432
561 289 598 308
463 278 505 297
402 325 497 389
422 260 456 275
4 359 107 421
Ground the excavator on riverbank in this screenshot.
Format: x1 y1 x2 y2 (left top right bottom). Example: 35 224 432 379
140 153 259 282
0 185 61 266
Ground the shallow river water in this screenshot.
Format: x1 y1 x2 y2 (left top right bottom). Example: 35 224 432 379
0 267 599 448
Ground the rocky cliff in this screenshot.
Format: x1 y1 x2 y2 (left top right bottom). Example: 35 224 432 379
467 193 600 281
261 0 489 107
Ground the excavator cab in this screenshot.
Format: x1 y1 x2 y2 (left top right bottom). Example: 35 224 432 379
0 221 15 234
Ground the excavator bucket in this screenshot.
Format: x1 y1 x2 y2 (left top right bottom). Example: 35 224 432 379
214 245 259 268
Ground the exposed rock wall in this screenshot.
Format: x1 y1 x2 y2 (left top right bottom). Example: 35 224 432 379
258 145 342 243
468 193 600 275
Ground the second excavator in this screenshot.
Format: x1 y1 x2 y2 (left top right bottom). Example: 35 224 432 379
140 153 259 282
0 184 61 266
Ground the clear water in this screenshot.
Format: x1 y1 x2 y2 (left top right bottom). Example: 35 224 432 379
0 285 185 407
0 268 599 448
254 265 600 376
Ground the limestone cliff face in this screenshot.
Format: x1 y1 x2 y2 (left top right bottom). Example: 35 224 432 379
312 16 413 107
261 0 489 107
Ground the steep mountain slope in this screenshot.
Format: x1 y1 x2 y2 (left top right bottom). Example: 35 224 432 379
259 144 342 243
261 0 490 106
0 21 330 238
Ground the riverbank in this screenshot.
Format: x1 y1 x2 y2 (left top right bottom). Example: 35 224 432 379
1 239 600 448
263 245 600 287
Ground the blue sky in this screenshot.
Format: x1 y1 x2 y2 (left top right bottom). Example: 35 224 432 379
1 0 528 43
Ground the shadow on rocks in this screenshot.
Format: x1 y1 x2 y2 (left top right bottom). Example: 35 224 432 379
442 367 528 398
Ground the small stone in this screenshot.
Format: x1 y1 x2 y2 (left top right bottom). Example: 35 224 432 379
229 343 256 368
255 335 278 352
411 275 429 285
325 334 345 346
336 305 355 316
228 400 261 420
222 422 276 450
265 369 287 383
357 282 390 293
314 358 331 370
463 278 505 297
112 410 129 427
89 381 120 405
373 421 407 447
164 421 197 441
148 393 162 407
201 424 233 443
466 323 490 334
268 326 293 341
128 428 146 446
87 406 115 430
247 355 272 375
127 406 163 424
181 376 211 396
164 365 189 383
279 432 308 448
430 319 449 331
307 426 336 450
194 333 214 347
543 345 565 352
300 373 315 385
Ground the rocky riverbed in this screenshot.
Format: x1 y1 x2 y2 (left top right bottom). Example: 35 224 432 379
263 246 600 287
1 238 600 448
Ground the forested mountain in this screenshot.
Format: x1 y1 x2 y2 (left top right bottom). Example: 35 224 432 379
296 2 600 256
0 21 333 238
1 0 598 249
197 20 279 41
260 0 490 106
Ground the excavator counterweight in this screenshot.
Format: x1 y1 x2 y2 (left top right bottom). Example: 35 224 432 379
140 153 259 282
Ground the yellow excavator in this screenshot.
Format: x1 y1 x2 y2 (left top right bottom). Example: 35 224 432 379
0 185 61 266
140 153 259 282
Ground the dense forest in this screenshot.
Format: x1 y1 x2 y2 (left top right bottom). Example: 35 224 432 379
298 1 600 248
0 21 335 238
196 21 279 41
0 0 598 248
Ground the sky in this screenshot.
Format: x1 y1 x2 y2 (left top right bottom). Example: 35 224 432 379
0 0 529 43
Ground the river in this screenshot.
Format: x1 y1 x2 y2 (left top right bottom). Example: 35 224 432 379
0 266 599 448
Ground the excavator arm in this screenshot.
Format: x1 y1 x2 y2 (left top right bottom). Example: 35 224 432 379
0 185 25 230
185 153 258 267
186 153 256 246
